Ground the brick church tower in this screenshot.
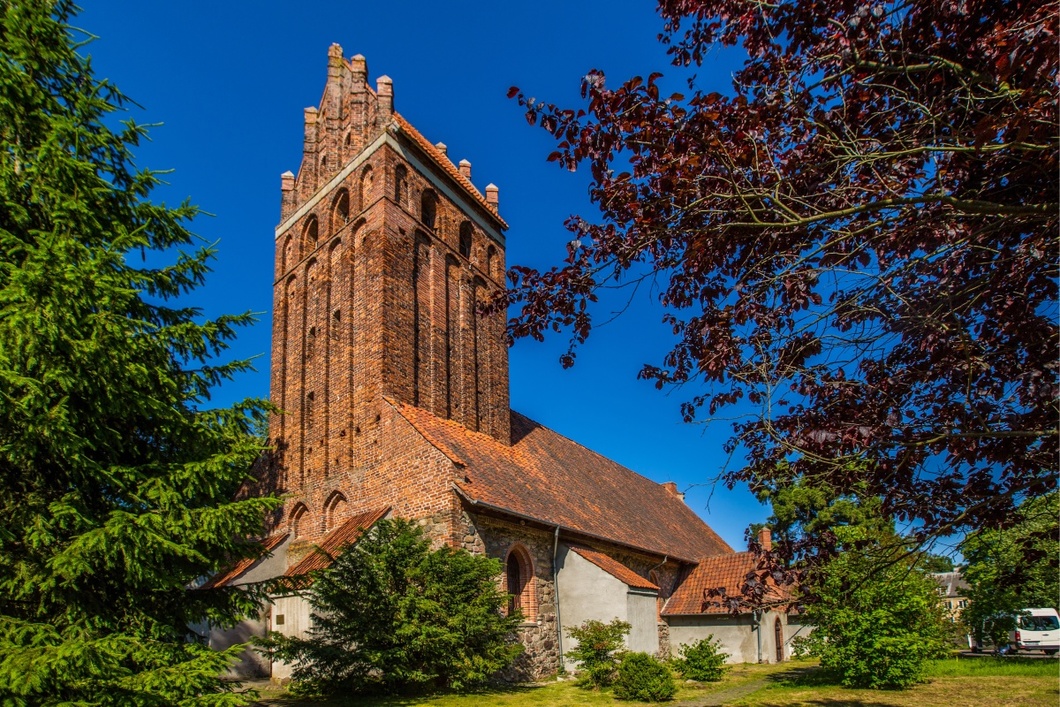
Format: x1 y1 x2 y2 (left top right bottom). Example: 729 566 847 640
269 44 509 550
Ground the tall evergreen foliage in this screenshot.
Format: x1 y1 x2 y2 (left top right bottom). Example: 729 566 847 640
0 2 279 704
265 519 522 696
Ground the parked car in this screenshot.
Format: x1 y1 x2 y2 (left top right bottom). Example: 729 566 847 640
1007 608 1060 655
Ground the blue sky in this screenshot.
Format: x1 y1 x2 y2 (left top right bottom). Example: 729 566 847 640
76 0 766 550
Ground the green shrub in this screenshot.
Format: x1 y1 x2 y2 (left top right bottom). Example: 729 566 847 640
671 635 729 681
614 652 676 702
262 519 522 696
798 542 952 689
564 619 631 688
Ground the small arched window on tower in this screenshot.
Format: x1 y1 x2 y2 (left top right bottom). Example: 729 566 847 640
505 544 536 622
332 188 350 232
420 189 437 230
394 164 408 208
486 245 497 279
459 221 473 260
302 215 319 253
323 491 347 531
289 503 309 539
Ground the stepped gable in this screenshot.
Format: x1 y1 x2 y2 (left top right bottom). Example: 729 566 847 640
387 399 733 563
663 551 789 616
569 546 659 590
285 506 389 576
200 533 289 590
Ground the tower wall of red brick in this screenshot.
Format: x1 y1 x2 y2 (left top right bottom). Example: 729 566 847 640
267 45 508 549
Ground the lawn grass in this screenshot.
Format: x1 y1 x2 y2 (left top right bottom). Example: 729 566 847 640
248 664 790 706
925 654 1058 677
729 656 1059 707
250 656 1059 707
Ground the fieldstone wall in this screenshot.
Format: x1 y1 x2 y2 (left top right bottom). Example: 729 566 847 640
459 510 560 680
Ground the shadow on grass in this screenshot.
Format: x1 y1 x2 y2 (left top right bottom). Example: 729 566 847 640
257 682 545 706
741 701 900 707
763 664 842 688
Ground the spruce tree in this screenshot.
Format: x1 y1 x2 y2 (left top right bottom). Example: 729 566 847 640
266 519 523 696
0 2 279 704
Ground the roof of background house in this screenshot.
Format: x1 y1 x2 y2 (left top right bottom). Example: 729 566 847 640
663 551 788 616
569 546 660 591
388 399 733 564
199 533 290 590
285 506 390 576
931 571 969 598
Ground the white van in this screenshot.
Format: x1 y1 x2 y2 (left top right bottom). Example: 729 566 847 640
1008 608 1060 655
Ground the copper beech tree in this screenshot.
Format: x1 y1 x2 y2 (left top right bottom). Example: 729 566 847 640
501 0 1057 579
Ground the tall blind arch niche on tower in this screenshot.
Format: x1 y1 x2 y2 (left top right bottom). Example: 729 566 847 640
288 502 310 539
412 231 432 408
458 221 473 260
280 234 294 276
323 491 347 531
394 164 408 209
302 215 319 255
331 188 350 234
359 165 373 213
420 189 437 230
505 543 536 621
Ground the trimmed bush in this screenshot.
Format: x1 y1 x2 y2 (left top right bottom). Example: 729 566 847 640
614 652 677 702
672 636 729 682
565 619 630 688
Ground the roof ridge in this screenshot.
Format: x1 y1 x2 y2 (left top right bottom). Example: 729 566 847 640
512 410 683 494
511 410 734 557
392 113 508 229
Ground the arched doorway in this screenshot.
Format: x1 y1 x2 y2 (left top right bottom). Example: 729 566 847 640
775 617 784 662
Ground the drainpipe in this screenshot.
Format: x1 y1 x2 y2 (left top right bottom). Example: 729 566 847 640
552 525 564 673
754 609 762 663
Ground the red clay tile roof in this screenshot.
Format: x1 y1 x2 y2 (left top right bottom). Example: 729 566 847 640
200 533 289 589
663 552 788 616
392 113 508 230
569 546 659 591
387 399 732 563
285 506 389 576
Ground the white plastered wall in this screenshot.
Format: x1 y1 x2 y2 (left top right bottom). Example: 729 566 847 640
556 545 660 668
